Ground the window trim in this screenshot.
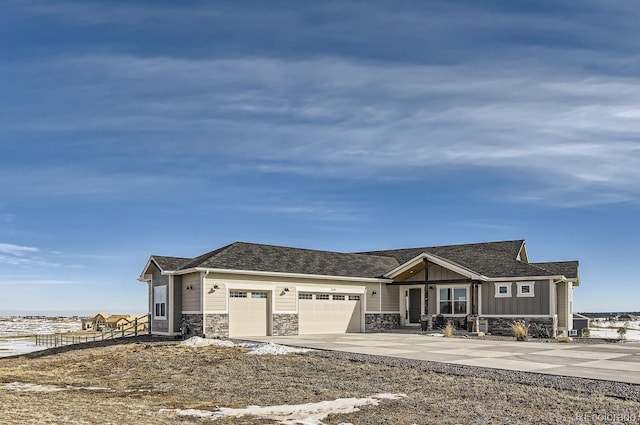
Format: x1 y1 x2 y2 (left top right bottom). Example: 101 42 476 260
517 281 535 298
436 284 470 316
495 282 512 298
153 285 167 320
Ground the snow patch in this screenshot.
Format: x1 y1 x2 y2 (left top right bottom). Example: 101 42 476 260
246 342 312 355
2 382 111 393
588 328 640 341
2 381 152 393
162 393 406 424
179 337 313 355
179 336 236 348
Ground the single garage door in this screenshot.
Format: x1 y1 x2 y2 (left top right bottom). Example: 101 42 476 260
228 290 270 337
298 293 362 334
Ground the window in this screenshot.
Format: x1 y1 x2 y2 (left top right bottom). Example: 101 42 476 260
332 294 345 300
316 294 330 300
153 285 167 319
348 295 360 301
517 282 535 297
495 282 512 298
230 291 247 298
298 293 312 300
438 287 467 315
252 292 268 299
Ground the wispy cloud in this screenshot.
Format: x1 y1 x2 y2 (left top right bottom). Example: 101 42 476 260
2 2 639 207
0 278 81 286
0 243 60 268
0 243 38 256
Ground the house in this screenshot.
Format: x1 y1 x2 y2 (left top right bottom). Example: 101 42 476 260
138 240 579 338
82 313 110 331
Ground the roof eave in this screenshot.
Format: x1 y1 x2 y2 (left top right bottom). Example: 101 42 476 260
173 267 393 283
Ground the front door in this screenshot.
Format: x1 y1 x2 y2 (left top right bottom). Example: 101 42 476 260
408 288 421 323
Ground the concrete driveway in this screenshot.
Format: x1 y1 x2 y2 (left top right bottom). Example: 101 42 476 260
248 333 640 384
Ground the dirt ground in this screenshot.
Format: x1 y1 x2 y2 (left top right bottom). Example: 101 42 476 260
1 341 639 424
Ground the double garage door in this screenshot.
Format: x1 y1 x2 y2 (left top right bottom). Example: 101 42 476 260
299 293 362 334
228 290 363 337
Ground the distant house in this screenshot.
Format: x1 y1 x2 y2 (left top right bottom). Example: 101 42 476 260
83 313 110 331
83 313 147 332
138 240 580 338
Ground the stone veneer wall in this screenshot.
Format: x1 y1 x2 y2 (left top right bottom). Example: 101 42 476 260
272 314 298 336
365 313 401 332
204 313 229 338
484 316 556 337
181 314 204 337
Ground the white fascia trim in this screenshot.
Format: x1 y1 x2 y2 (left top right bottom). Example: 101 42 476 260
517 241 529 263
480 314 554 318
171 267 392 283
296 285 365 294
138 258 155 280
493 275 565 282
275 311 297 314
385 253 489 281
138 273 152 283
182 310 202 314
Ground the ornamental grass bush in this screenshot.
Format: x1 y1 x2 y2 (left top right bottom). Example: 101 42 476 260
443 321 455 338
510 320 530 341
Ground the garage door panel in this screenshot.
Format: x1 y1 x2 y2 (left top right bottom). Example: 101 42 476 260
299 293 361 334
229 291 270 337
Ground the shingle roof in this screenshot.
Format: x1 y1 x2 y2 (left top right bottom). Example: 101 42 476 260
151 256 191 272
148 240 578 281
173 242 399 279
531 261 579 280
358 240 557 278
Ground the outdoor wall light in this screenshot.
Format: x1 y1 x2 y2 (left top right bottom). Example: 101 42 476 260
372 290 377 295
213 284 220 289
185 285 193 290
284 287 290 292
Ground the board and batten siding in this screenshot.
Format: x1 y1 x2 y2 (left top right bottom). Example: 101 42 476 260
481 280 550 315
172 275 182 332
403 265 466 282
150 265 169 333
181 272 201 312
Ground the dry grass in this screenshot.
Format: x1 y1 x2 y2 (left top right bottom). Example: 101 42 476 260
442 322 455 338
510 320 530 341
0 341 637 424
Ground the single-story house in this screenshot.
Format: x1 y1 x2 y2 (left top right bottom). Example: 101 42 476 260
138 239 579 338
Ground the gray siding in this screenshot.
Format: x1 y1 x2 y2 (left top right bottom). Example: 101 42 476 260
172 275 182 333
481 280 549 315
181 273 201 311
151 266 169 333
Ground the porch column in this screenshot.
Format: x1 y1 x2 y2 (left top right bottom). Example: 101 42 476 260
422 258 433 330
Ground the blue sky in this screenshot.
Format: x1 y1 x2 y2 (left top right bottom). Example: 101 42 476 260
1 1 638 315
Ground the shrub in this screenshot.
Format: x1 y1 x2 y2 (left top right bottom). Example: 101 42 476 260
443 321 455 338
581 327 590 337
510 320 530 341
617 327 627 340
